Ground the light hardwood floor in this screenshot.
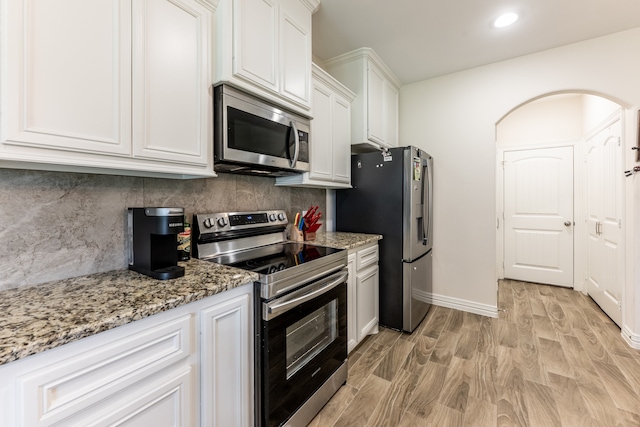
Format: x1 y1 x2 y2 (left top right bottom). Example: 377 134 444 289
309 280 640 427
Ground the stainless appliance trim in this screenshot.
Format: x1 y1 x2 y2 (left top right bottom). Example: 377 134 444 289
290 120 299 168
402 147 432 262
214 84 310 174
143 207 184 217
425 156 433 248
260 255 346 300
402 250 432 332
263 269 349 320
196 232 285 260
196 210 288 236
282 361 347 427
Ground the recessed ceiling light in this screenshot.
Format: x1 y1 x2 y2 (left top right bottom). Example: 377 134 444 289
494 12 518 28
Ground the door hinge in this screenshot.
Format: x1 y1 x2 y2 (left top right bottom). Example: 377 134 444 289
618 137 621 146
618 301 622 311
619 219 622 229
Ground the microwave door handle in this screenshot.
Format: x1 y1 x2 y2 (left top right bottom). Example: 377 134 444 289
289 121 300 168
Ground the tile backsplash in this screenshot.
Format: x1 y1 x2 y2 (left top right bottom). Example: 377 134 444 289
0 169 325 290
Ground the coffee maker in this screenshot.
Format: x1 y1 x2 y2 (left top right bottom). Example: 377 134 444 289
128 207 185 280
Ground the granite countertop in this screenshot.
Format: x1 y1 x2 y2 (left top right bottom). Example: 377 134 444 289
0 259 257 366
306 231 382 250
0 232 379 367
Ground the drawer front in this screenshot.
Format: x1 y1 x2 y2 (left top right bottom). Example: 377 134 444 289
53 365 194 427
356 244 379 271
17 314 193 426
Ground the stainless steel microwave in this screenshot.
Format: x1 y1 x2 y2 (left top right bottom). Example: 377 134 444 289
213 84 310 176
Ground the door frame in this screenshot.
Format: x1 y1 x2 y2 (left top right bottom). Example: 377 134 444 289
496 109 626 300
496 141 585 291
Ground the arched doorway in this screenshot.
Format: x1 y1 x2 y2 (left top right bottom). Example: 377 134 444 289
496 93 625 326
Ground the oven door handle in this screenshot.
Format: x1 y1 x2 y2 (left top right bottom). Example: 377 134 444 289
263 270 348 320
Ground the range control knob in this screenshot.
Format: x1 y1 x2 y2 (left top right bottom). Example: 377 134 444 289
269 214 276 222
217 217 228 227
277 213 286 221
203 218 213 228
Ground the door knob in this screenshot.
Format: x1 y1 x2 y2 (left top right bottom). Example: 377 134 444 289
564 221 572 226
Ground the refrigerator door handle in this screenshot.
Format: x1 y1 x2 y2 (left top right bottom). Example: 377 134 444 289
422 158 433 245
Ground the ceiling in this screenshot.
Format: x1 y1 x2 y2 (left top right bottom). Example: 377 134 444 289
311 0 640 85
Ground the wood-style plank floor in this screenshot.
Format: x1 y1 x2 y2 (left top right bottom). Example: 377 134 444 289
308 280 640 427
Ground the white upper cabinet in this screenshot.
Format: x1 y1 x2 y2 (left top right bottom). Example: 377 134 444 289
324 48 401 151
132 0 213 167
215 0 318 116
233 0 279 91
0 0 217 179
1 0 132 157
276 63 355 188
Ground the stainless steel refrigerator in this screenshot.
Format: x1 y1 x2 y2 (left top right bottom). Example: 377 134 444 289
336 146 433 333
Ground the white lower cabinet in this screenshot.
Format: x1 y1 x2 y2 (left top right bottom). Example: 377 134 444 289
347 242 379 353
200 291 253 427
0 283 253 427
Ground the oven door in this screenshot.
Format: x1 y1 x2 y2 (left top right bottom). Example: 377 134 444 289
260 269 348 427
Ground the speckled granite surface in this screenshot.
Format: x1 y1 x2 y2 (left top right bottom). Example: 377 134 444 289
0 259 257 366
306 231 382 250
0 232 378 367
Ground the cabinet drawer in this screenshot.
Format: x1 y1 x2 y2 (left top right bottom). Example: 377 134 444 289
356 244 378 271
16 314 193 426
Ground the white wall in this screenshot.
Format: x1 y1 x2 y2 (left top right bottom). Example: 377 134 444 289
400 27 640 338
582 94 621 134
496 94 583 147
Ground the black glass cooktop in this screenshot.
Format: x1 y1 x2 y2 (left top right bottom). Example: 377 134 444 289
208 242 343 275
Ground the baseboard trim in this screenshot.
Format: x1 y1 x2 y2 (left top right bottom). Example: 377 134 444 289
426 293 499 318
622 325 640 350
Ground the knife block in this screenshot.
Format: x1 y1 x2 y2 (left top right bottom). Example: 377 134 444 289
288 225 304 242
303 231 316 241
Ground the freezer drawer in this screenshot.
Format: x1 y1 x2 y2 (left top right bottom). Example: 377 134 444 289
402 250 432 332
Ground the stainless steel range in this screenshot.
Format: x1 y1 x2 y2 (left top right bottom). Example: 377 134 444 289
193 210 348 427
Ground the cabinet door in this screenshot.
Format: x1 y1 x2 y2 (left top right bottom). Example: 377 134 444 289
132 0 212 166
1 0 131 156
347 253 357 353
233 0 279 92
14 314 193 426
200 293 253 427
356 265 379 342
309 81 333 181
53 366 194 427
383 79 399 148
279 0 312 107
366 62 386 145
332 95 352 183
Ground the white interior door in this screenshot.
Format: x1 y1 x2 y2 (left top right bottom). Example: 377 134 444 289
503 146 574 286
586 118 623 326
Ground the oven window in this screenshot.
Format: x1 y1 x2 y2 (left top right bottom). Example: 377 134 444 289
286 300 337 379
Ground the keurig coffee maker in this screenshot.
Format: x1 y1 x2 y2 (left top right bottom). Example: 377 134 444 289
128 207 185 280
